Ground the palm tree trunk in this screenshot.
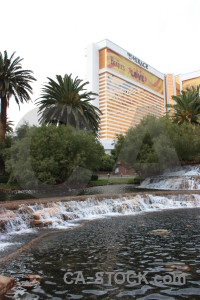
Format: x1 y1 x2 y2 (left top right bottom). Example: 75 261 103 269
0 95 7 141
0 95 7 175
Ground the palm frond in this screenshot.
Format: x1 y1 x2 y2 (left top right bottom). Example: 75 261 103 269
167 85 200 125
36 74 101 133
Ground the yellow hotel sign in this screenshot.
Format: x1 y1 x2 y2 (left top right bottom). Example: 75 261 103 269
105 49 163 95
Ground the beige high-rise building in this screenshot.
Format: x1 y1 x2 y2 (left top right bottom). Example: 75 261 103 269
86 39 200 151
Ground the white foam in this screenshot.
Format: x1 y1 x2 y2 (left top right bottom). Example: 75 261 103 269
31 194 200 229
0 242 21 252
140 165 200 190
1 192 200 236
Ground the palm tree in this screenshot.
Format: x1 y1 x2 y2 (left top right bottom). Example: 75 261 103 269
168 85 200 125
0 114 13 133
0 51 36 140
36 74 101 133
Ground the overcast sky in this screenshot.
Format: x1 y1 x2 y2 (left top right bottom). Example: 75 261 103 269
1 0 200 127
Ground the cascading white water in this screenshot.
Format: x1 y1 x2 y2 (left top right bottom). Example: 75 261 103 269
1 193 200 253
140 165 200 190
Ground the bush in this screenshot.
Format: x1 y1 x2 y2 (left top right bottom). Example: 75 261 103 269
120 115 200 177
99 154 115 172
6 124 105 189
132 177 143 184
91 174 98 181
0 175 9 183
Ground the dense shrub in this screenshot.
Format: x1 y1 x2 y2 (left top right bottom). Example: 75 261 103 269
91 174 98 181
99 154 115 172
132 177 143 184
0 175 9 183
6 124 104 188
120 115 200 177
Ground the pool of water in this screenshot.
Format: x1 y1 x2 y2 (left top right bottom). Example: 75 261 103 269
1 208 200 299
0 184 145 202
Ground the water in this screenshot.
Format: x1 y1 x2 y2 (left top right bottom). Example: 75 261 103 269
140 165 200 190
0 185 141 202
1 208 200 299
1 165 200 202
1 194 200 238
1 165 200 298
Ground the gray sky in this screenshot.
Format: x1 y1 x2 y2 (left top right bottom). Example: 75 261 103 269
1 0 200 127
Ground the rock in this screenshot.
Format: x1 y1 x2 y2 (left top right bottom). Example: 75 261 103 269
149 229 170 236
33 213 40 220
62 214 73 221
0 220 7 231
0 275 15 296
62 213 79 220
32 207 60 221
26 274 41 283
21 280 38 289
30 219 52 227
165 264 190 272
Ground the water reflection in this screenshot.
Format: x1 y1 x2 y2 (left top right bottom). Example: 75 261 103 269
1 208 200 299
0 184 141 202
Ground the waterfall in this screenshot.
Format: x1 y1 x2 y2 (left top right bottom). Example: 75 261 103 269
139 165 200 190
1 193 200 252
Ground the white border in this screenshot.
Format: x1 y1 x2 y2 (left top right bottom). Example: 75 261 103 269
180 70 200 81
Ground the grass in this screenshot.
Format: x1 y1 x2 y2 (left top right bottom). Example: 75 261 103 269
90 179 109 186
89 177 135 186
0 183 21 190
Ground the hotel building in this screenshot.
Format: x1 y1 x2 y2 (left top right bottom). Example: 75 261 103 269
86 39 200 151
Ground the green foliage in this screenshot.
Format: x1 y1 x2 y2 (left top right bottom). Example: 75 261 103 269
100 154 115 171
0 135 12 175
0 175 9 183
6 124 104 188
127 178 134 184
111 134 125 162
36 74 101 134
91 174 98 181
132 177 143 184
120 115 200 177
164 119 200 162
0 114 14 133
169 85 200 124
0 50 35 139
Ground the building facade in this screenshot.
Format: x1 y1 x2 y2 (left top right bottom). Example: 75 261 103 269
87 39 200 150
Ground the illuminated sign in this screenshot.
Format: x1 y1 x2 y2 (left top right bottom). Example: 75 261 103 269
106 49 163 95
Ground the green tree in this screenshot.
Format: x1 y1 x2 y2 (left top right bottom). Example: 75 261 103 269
120 115 200 177
36 74 101 134
111 134 125 162
0 51 36 140
165 119 200 162
100 154 115 172
120 116 180 177
168 85 200 125
0 114 13 134
6 124 104 188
